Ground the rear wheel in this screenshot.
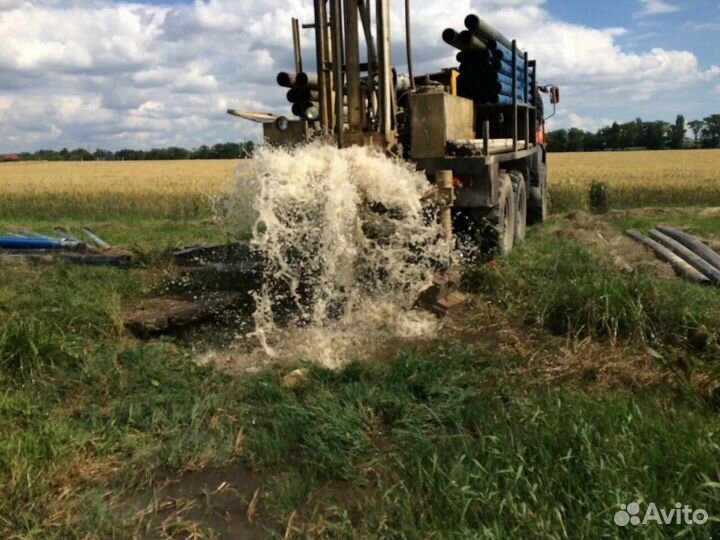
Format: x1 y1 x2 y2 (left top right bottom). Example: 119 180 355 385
528 153 548 225
510 171 527 244
488 173 516 256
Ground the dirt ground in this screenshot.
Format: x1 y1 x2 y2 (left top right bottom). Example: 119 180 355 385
543 210 677 278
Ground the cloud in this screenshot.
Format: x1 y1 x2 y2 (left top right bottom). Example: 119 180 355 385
0 0 717 151
635 0 680 17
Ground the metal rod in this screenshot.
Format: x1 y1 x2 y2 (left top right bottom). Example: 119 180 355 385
357 0 376 127
376 0 393 146
313 0 330 132
524 51 529 144
292 18 303 74
483 120 490 156
82 228 110 249
331 0 344 144
512 39 518 152
404 0 415 90
344 0 363 130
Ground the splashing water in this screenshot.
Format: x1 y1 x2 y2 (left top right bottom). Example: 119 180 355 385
221 143 452 368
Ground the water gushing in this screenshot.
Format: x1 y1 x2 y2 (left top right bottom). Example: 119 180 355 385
223 143 451 368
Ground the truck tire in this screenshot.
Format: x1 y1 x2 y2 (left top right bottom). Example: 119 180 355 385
509 171 527 244
488 173 516 256
528 157 548 225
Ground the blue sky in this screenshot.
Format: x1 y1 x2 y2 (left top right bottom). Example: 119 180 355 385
0 0 718 151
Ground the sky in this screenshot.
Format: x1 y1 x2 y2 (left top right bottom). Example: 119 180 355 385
0 0 718 152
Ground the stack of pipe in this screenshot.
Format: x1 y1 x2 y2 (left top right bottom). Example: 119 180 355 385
443 15 535 106
626 226 720 285
277 71 320 120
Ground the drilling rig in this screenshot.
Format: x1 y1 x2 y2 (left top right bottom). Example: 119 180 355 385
228 1 559 254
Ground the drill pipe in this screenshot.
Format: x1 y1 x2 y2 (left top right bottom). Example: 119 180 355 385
456 67 514 86
457 30 488 52
485 40 525 67
457 58 526 79
457 50 501 63
276 71 297 87
296 72 319 87
287 87 319 103
442 28 464 51
464 14 524 57
291 101 320 120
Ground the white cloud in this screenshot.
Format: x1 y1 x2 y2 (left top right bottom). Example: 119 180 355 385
636 0 680 17
0 0 717 150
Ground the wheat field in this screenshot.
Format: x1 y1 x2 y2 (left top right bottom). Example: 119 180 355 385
549 149 720 210
1 150 718 218
0 159 243 219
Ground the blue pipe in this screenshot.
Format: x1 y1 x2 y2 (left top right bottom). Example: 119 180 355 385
481 95 513 105
487 40 524 68
0 236 68 250
479 80 514 95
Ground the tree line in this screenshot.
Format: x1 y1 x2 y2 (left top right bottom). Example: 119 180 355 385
1 141 255 162
547 114 720 152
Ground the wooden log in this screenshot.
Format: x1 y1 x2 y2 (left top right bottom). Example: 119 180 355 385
124 293 244 336
648 229 720 284
655 225 720 272
625 230 710 285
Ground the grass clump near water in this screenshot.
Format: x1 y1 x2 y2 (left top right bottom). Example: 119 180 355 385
465 235 720 353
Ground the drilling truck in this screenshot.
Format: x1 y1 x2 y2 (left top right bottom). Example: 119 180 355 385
228 1 559 255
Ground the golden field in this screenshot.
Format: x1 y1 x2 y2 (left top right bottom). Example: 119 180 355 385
549 149 720 210
1 150 718 218
0 159 244 219
0 159 242 195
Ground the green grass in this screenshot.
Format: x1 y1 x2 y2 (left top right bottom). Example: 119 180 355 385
611 213 720 239
241 352 720 539
2 212 720 538
3 342 719 538
465 234 720 355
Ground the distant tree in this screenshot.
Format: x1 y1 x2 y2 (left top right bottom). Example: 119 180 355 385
688 120 704 147
583 131 601 151
547 129 568 151
566 128 586 152
670 114 685 149
240 141 255 158
643 121 670 150
701 114 720 148
93 148 114 161
69 148 94 161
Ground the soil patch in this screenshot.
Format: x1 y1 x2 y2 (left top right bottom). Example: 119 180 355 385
120 464 273 540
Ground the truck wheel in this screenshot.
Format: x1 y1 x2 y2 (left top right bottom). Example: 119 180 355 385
489 173 516 256
510 172 527 244
528 183 548 225
528 161 548 225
